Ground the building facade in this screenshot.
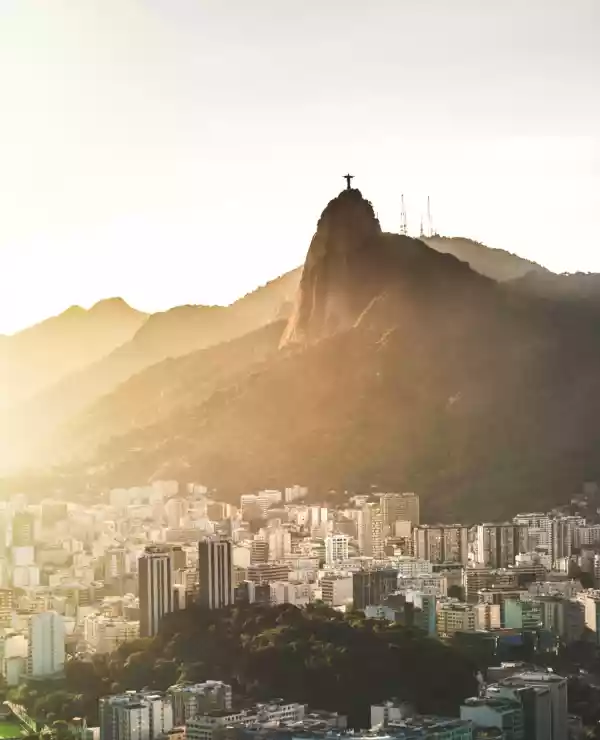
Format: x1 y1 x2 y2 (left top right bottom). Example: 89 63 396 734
198 538 234 610
413 525 469 566
352 569 398 611
99 692 174 740
27 610 65 678
139 546 174 638
325 535 350 566
475 524 528 569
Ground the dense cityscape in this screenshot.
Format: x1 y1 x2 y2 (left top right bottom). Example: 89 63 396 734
2 483 600 739
1 2 598 740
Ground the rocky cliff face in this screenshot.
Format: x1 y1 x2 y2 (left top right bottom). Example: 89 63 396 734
281 188 382 346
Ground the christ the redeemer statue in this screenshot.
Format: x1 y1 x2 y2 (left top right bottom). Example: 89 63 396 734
343 173 354 190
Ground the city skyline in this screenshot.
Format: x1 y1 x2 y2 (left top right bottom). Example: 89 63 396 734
0 0 598 333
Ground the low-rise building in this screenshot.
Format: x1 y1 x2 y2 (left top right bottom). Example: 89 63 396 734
186 703 305 740
436 601 500 638
321 575 353 607
84 615 140 654
99 691 174 740
168 682 232 726
461 697 524 740
246 563 291 585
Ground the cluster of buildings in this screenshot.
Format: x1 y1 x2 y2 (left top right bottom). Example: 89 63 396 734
3 482 600 737
99 688 347 740
94 667 572 740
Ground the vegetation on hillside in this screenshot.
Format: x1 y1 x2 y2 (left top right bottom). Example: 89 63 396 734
5 605 477 729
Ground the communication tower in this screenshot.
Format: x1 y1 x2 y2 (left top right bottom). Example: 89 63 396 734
400 194 408 236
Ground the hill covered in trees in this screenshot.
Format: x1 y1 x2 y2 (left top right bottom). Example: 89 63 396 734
6 605 477 729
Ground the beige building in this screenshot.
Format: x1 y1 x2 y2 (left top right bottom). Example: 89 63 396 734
436 599 500 637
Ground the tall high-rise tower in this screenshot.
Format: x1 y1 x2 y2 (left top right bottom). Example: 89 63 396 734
27 611 65 677
198 538 234 610
139 546 174 638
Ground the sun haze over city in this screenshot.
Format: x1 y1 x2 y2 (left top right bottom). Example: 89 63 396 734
0 0 598 334
6 3 600 732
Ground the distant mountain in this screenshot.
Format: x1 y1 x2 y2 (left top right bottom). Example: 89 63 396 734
423 235 549 282
0 298 148 408
508 270 600 304
36 189 600 521
0 270 300 472
57 320 286 462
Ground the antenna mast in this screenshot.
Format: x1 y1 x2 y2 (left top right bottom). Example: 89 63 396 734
419 215 424 238
427 196 434 238
400 194 408 236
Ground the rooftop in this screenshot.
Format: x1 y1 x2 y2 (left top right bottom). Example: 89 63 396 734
462 697 520 711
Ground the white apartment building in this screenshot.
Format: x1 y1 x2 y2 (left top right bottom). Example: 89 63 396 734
284 486 307 503
309 506 328 529
240 495 262 520
186 712 246 740
514 513 552 552
27 611 65 678
270 581 312 606
267 528 291 561
358 505 384 559
551 516 586 563
257 491 282 516
371 701 411 729
0 631 28 686
100 692 173 740
393 557 433 578
575 524 600 548
187 703 305 740
325 535 350 566
396 573 448 597
576 590 600 642
84 615 140 654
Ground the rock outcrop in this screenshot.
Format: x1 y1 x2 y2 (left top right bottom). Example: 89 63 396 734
281 188 382 346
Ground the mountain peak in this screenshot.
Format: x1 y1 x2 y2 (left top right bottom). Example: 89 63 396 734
281 188 382 347
91 297 133 312
316 188 380 239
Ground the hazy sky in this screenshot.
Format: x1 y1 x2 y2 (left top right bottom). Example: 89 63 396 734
0 0 598 334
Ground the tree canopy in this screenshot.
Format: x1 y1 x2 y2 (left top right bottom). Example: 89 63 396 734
19 604 476 728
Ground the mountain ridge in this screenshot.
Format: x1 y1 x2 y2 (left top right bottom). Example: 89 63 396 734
57 191 600 519
5 189 600 521
0 298 148 409
0 270 300 473
422 235 550 282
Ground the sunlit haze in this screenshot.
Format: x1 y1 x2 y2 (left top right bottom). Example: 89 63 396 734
0 0 598 334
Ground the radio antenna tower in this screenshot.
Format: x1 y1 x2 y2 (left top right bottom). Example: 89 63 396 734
419 215 425 238
427 196 434 238
400 194 408 235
